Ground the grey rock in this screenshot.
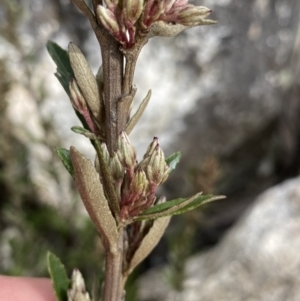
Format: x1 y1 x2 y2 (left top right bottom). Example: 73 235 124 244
138 176 300 301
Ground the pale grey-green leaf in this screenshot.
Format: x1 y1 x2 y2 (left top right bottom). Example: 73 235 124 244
126 216 171 275
68 43 101 121
126 90 151 135
70 146 118 249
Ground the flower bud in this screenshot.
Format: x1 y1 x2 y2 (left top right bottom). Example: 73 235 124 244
117 131 137 169
95 143 110 173
69 79 87 114
96 6 127 44
123 0 144 25
101 142 110 164
104 0 119 11
130 169 149 195
109 153 125 183
143 0 164 27
143 137 159 159
144 144 169 186
172 0 188 9
97 6 119 33
68 269 90 301
177 6 212 26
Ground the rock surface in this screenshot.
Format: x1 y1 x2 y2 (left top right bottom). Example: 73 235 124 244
138 176 300 301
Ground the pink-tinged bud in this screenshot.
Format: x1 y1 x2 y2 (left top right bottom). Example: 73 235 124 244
109 153 125 183
130 169 149 195
117 131 137 169
164 0 177 13
143 137 159 159
97 6 119 32
104 0 119 11
96 6 127 43
123 0 144 25
178 6 212 26
142 0 165 27
69 79 87 114
172 0 189 9
144 144 169 186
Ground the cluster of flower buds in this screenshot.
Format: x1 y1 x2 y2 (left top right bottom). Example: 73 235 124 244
68 269 90 301
96 132 169 221
97 0 144 48
96 0 214 48
143 0 213 28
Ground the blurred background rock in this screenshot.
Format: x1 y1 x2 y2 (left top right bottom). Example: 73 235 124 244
0 0 299 300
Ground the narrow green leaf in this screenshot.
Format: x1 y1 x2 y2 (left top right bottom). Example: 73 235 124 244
47 252 70 301
135 194 225 220
174 195 225 215
71 126 96 141
137 193 201 215
56 147 74 178
165 151 181 171
46 41 74 95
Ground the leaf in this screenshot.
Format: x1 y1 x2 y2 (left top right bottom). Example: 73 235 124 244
56 147 74 178
165 151 181 171
125 216 171 276
135 194 225 220
68 43 101 121
46 41 74 95
70 146 118 249
47 252 70 301
138 193 202 216
126 90 151 135
174 195 225 215
71 126 95 139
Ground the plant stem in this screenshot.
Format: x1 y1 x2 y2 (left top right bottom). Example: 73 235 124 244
103 229 124 301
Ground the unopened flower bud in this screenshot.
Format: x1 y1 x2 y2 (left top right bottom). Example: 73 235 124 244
123 0 144 25
143 0 165 27
101 142 110 164
145 144 169 186
97 6 127 44
172 0 188 9
178 6 212 26
104 0 119 11
164 0 176 12
117 131 137 169
95 143 110 172
68 269 90 301
156 195 166 205
143 137 159 159
69 79 87 114
130 169 149 195
109 153 125 182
